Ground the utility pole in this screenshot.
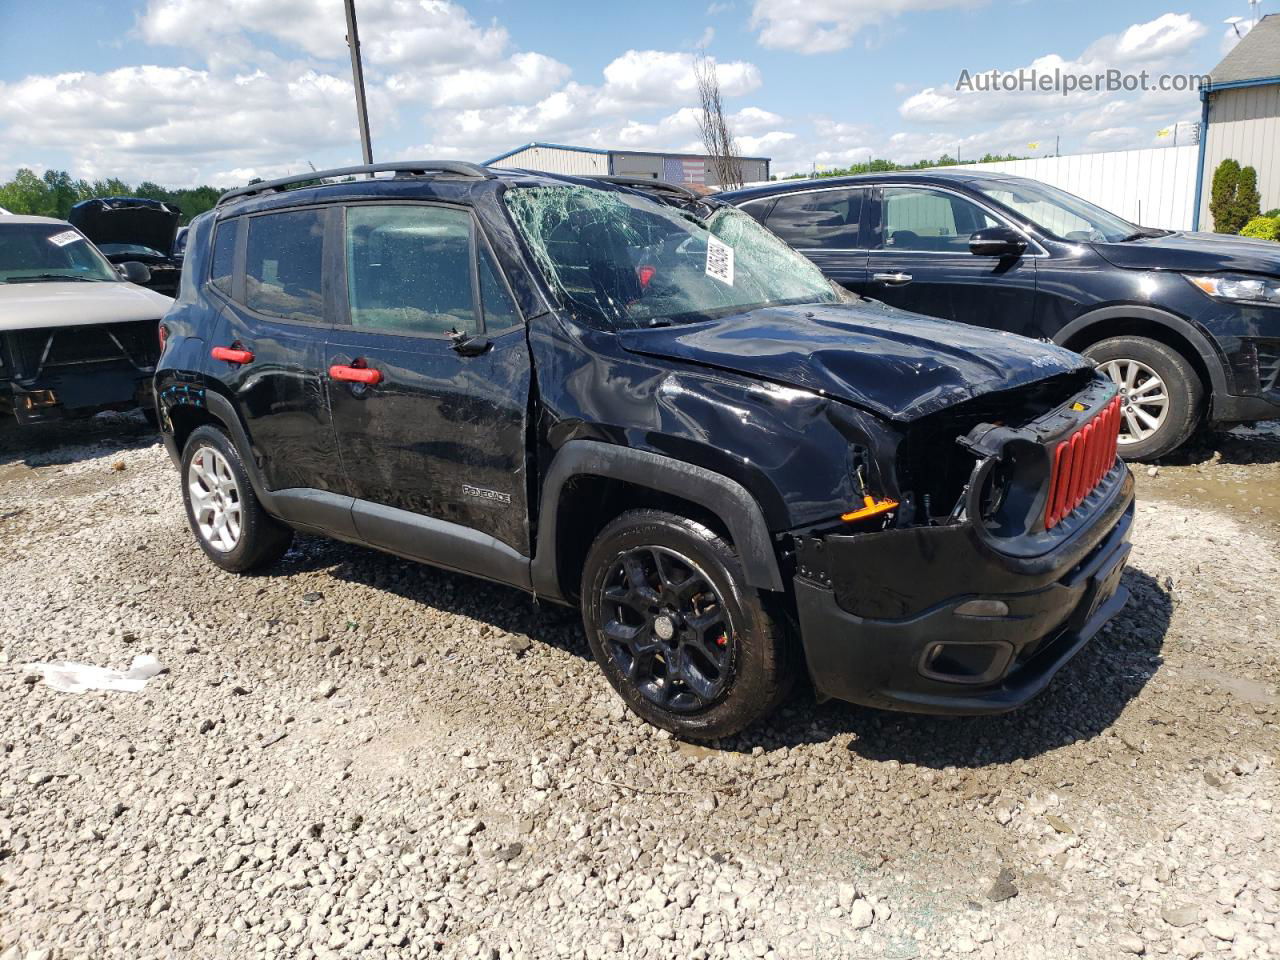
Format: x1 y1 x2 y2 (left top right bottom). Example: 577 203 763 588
344 0 374 166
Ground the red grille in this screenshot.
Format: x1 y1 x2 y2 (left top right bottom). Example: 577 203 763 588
1044 395 1122 530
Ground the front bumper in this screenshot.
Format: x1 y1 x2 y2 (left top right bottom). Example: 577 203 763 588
3 370 154 425
794 469 1135 714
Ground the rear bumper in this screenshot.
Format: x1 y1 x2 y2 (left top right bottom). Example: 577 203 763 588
794 470 1135 714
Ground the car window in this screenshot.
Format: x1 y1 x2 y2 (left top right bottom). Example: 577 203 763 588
478 243 520 330
878 187 999 252
345 205 479 336
504 185 838 331
0 223 119 283
734 197 775 223
767 189 864 249
210 221 236 295
245 210 325 322
973 179 1136 242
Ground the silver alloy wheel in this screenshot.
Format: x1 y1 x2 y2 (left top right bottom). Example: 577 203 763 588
1100 358 1170 444
188 446 242 552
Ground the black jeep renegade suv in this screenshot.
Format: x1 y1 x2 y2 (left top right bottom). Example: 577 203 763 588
156 161 1135 740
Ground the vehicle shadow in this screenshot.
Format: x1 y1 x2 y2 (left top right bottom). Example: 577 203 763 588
0 411 158 469
1155 422 1280 467
739 566 1173 767
272 536 1170 767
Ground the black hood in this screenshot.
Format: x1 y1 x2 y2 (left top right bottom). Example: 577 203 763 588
617 301 1091 422
1092 230 1280 275
68 197 181 256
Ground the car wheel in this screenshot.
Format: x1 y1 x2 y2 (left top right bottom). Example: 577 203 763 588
1084 336 1203 461
580 509 793 741
181 424 293 573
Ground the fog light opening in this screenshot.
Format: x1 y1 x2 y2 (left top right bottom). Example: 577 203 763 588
920 641 1014 685
954 598 1011 618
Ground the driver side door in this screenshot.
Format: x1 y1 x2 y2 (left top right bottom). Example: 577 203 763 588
866 185 1038 334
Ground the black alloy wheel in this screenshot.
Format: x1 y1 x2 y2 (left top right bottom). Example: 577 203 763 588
599 545 735 713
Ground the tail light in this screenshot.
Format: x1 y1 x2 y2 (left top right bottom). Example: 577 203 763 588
158 323 169 349
1044 395 1122 530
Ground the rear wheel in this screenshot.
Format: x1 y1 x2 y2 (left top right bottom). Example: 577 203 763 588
181 425 292 572
580 509 792 741
1084 336 1202 461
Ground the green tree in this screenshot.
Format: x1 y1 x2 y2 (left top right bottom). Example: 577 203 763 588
0 168 55 215
0 168 227 223
1209 159 1259 234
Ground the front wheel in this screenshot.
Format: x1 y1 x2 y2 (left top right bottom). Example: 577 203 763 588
580 509 793 741
1084 336 1203 461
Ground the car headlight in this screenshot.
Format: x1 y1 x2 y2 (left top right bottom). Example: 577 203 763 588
1185 273 1280 305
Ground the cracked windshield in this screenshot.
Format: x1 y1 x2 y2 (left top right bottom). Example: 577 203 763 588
504 185 839 328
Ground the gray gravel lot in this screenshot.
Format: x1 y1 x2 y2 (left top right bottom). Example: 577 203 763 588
1 415 1278 960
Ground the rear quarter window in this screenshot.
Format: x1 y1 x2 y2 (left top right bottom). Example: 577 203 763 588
210 221 236 295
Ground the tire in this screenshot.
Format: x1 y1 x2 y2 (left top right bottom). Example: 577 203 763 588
181 424 293 573
580 509 793 741
1083 336 1203 461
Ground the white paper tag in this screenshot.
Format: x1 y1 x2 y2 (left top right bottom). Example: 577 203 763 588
705 235 734 286
47 230 83 247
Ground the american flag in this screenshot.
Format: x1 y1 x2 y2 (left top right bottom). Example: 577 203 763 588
663 157 707 185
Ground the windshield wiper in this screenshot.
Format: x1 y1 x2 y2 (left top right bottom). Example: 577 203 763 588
4 274 103 283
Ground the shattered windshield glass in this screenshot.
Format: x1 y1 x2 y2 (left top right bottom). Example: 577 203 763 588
503 185 839 329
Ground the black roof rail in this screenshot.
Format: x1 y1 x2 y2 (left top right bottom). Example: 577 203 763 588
216 160 493 207
589 175 702 200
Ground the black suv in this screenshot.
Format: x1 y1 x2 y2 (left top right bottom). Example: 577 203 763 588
156 162 1134 740
720 171 1280 460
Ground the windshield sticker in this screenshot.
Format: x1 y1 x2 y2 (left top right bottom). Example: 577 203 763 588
47 230 83 247
705 235 734 286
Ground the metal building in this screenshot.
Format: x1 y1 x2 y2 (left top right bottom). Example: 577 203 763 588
485 142 771 187
1194 13 1280 229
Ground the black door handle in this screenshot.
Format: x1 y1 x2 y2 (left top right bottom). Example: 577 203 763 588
450 331 492 357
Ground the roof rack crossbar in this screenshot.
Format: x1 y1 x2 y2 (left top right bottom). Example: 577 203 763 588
217 160 493 206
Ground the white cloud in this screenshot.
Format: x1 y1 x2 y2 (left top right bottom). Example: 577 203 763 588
387 52 571 108
140 0 508 69
893 13 1207 157
599 50 761 109
749 0 983 53
0 64 371 184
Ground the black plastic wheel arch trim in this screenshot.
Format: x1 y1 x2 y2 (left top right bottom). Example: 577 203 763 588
531 439 785 600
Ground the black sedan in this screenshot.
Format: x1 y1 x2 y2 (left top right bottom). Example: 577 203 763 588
720 171 1280 459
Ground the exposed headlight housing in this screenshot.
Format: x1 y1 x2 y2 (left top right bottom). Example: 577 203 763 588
1185 273 1280 305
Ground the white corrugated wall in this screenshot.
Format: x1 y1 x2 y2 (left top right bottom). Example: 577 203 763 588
928 145 1200 230
489 146 609 176
1199 84 1280 229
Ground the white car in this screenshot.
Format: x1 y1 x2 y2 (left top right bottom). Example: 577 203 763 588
0 215 173 425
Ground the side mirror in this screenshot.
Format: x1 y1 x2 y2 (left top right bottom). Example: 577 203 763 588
118 261 152 285
969 226 1027 258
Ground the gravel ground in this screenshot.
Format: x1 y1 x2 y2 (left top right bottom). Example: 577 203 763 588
1 414 1278 960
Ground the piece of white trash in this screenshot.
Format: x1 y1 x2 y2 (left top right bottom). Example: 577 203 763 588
21 655 164 694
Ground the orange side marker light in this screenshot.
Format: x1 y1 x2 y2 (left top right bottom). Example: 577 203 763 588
841 496 900 522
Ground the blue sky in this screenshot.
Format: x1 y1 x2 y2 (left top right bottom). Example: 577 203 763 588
0 0 1261 187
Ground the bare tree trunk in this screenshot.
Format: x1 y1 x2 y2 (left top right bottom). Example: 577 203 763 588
694 54 743 190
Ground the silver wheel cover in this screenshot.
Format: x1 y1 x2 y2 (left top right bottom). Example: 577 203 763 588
188 446 243 552
1100 358 1170 444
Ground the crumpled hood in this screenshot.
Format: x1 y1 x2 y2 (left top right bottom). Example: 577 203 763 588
68 197 181 256
1092 231 1280 275
0 281 173 332
617 301 1091 422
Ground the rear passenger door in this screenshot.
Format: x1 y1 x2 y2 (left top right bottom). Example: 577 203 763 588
756 187 869 292
867 185 1038 331
209 208 349 499
324 202 533 570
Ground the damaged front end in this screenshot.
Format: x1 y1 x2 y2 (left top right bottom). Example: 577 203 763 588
791 369 1135 714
